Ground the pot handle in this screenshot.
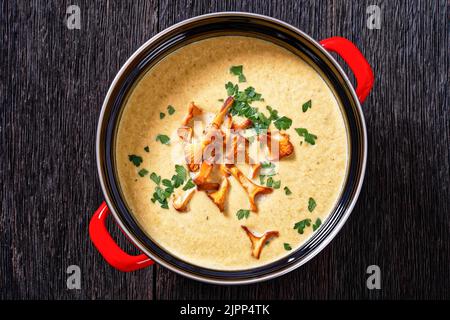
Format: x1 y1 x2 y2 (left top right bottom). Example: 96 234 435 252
89 202 154 271
320 37 374 103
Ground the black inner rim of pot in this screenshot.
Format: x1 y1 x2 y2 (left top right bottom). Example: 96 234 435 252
102 15 365 281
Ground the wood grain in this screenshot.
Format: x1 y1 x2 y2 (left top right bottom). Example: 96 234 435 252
1 0 448 300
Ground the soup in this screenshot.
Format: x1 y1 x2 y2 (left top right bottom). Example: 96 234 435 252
115 36 348 270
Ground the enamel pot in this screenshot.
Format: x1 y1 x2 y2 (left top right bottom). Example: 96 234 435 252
89 12 374 284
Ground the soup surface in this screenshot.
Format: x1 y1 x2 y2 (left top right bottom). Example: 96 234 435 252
115 36 348 270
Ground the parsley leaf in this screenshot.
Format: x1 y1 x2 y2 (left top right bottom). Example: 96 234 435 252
230 65 246 82
236 209 250 220
312 218 322 231
225 81 239 96
273 116 292 130
284 186 292 195
175 165 187 182
259 175 265 185
167 105 175 115
308 197 317 212
156 134 170 145
160 112 165 119
284 243 292 251
128 155 143 167
182 179 196 191
150 172 161 185
302 99 312 112
266 177 274 187
294 219 312 234
151 186 171 209
295 128 317 145
138 168 149 177
272 180 281 189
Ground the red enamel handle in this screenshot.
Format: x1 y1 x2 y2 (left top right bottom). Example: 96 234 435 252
89 202 154 271
320 37 374 103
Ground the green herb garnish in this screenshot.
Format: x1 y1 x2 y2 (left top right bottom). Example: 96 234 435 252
259 175 265 185
144 146 149 153
167 105 175 115
218 98 224 102
150 172 161 185
236 209 250 220
273 116 292 130
294 219 312 234
272 180 281 189
160 112 165 119
128 155 143 167
266 177 274 187
295 128 317 145
302 99 312 112
156 134 170 145
151 186 171 209
312 218 322 231
182 179 196 191
308 197 316 212
138 168 149 177
230 65 246 82
284 186 292 195
284 243 292 251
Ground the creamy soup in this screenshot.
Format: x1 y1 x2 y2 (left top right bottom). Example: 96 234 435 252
115 36 348 270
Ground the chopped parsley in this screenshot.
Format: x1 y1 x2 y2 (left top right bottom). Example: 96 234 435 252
151 186 170 209
144 146 150 153
272 180 281 189
284 243 292 251
284 186 292 195
295 128 317 145
150 165 189 209
312 218 322 231
266 176 280 189
308 197 317 212
261 161 276 176
225 82 292 134
138 168 149 177
266 177 274 187
156 134 170 145
273 116 292 130
294 219 312 234
167 105 175 115
229 65 246 82
128 155 143 167
218 98 224 102
160 112 165 119
302 99 312 112
259 175 265 185
150 172 161 185
261 162 275 169
182 179 196 191
236 209 250 220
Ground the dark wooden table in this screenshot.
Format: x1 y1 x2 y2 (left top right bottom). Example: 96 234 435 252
1 0 449 300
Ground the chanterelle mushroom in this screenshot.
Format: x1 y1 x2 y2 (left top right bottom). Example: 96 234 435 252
262 131 294 160
182 102 203 126
241 226 279 259
207 177 229 212
225 165 272 212
172 188 196 212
